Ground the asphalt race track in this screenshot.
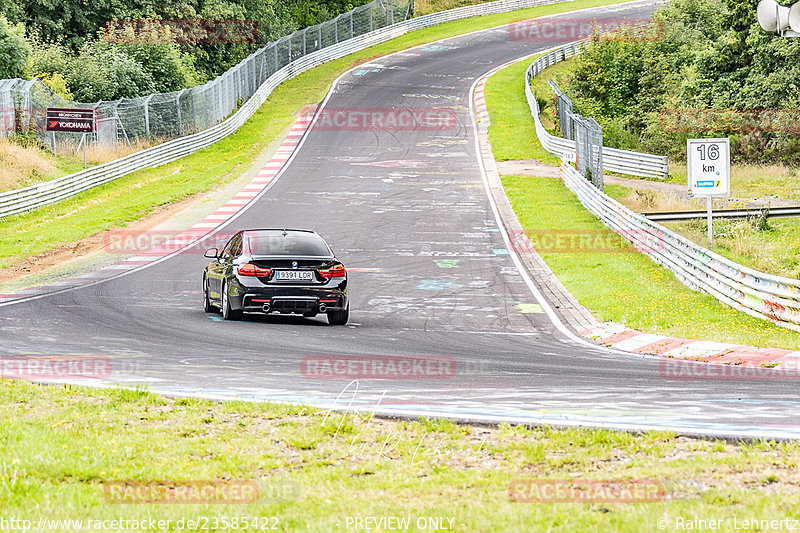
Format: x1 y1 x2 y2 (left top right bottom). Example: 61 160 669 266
3 0 800 440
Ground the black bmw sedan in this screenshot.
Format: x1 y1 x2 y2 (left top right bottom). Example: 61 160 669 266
202 229 349 325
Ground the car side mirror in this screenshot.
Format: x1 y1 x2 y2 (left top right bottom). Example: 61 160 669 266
204 248 219 259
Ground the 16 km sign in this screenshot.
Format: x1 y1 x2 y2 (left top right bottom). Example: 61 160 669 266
46 107 95 133
687 137 731 248
687 138 730 197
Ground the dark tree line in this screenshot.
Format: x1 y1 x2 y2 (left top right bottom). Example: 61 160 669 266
0 0 371 100
560 0 800 164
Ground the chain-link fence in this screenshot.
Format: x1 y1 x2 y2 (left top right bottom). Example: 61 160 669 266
546 79 602 189
0 0 412 148
573 113 603 191
547 79 572 140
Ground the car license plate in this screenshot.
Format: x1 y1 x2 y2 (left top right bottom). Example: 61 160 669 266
276 270 313 281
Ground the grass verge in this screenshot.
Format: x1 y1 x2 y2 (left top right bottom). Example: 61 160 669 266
487 54 800 348
0 0 625 274
486 57 570 165
3 379 800 530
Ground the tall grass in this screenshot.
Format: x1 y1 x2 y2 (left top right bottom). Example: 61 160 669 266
414 0 493 15
0 137 157 192
0 139 54 190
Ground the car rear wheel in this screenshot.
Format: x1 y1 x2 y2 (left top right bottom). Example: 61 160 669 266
221 280 242 321
326 303 349 325
203 277 215 313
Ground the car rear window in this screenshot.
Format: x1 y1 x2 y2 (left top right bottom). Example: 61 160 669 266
246 232 332 257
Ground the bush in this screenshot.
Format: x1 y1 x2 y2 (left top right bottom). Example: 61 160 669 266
0 15 29 78
65 41 155 101
24 38 69 77
118 42 203 92
37 72 73 99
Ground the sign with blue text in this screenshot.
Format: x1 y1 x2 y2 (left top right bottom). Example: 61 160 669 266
687 138 730 197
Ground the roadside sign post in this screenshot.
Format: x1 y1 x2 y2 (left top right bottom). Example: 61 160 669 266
45 108 96 167
687 138 731 249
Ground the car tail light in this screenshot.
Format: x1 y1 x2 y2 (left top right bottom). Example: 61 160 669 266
318 264 346 278
237 264 271 277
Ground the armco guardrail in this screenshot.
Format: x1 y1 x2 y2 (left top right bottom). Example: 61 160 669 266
559 160 800 331
644 206 800 222
525 42 670 179
0 0 567 220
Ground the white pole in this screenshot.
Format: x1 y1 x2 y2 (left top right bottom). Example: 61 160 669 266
83 133 87 169
706 196 713 249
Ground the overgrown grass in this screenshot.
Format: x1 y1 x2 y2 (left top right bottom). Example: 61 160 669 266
668 217 800 280
0 0 626 274
0 138 159 192
0 138 56 191
668 162 800 200
414 0 495 15
4 379 800 530
488 56 800 348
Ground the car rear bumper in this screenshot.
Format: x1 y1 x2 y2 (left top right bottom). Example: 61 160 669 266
240 288 347 315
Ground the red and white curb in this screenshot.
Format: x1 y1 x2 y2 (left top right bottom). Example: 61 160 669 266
474 75 491 125
580 323 800 368
0 114 314 304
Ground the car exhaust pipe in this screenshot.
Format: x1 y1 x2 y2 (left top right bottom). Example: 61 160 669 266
319 303 327 313
262 303 271 313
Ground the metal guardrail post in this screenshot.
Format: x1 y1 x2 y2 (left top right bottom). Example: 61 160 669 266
176 89 187 137
144 94 154 139
559 160 800 332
